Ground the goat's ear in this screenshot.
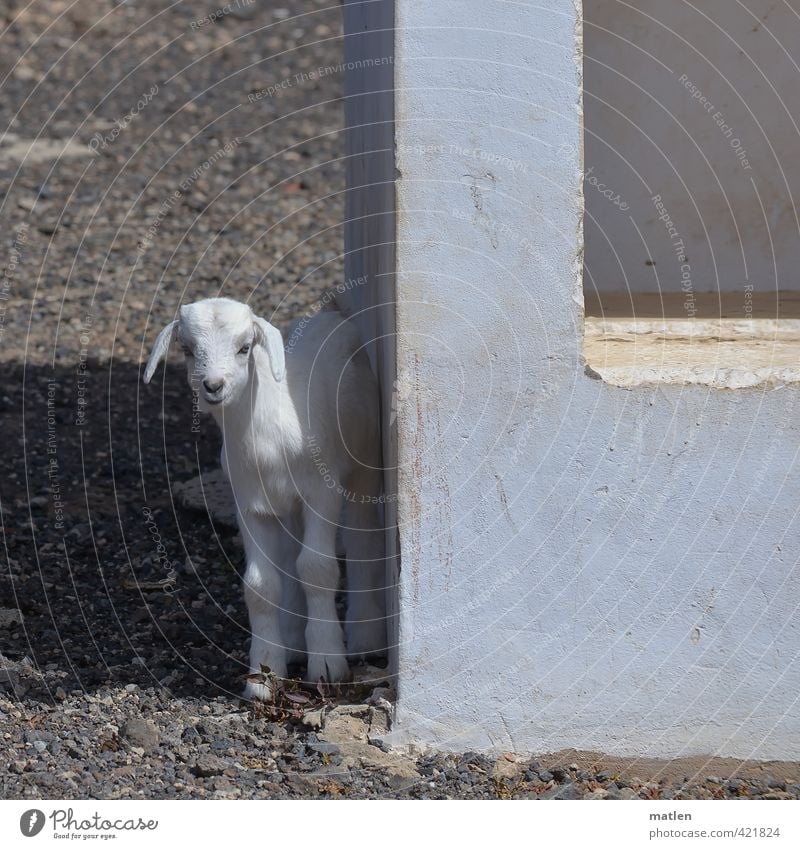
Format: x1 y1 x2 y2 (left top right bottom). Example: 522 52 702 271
253 316 286 383
143 320 178 384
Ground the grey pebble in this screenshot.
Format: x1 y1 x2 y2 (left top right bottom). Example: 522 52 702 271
121 718 160 750
548 782 582 800
192 754 228 778
308 741 340 756
617 787 640 800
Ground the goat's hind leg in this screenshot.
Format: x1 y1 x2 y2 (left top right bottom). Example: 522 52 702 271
239 512 291 701
342 479 388 660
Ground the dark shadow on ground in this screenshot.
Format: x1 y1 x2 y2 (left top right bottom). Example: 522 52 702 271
0 357 255 702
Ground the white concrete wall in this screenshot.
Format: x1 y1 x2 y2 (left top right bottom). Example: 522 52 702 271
340 0 399 669
585 0 800 296
391 0 800 759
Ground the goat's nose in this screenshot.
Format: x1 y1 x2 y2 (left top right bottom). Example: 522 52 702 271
203 377 224 394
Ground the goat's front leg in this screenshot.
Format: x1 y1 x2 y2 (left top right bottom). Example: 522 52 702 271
239 511 289 701
297 492 351 684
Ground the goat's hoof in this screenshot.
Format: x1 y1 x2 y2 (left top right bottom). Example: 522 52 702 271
242 677 274 702
307 653 352 685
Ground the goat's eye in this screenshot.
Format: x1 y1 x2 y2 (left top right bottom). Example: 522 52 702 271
182 346 194 357
238 344 251 356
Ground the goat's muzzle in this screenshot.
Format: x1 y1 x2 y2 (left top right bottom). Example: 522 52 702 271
202 377 226 403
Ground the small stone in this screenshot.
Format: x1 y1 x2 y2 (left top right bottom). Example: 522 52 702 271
182 725 201 742
120 717 160 750
0 608 23 628
537 770 554 782
584 788 608 799
65 741 84 758
552 782 582 799
0 666 20 690
267 723 289 741
385 772 417 791
32 740 47 753
211 777 236 794
617 787 640 799
192 754 228 778
368 685 394 704
308 741 340 756
24 730 55 744
491 753 522 783
301 708 324 729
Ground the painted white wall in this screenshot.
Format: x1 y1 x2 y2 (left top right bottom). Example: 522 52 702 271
585 0 800 297
340 0 399 669
390 0 800 759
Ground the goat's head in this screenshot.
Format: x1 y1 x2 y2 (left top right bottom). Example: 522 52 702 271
143 298 285 410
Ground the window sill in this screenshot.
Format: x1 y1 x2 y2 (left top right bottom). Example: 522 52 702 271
584 317 800 389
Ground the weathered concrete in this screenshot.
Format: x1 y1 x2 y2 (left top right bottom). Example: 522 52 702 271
389 0 800 760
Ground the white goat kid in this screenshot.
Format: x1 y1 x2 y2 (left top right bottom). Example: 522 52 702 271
144 298 386 699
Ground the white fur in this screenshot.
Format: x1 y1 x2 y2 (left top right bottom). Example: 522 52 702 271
144 298 387 699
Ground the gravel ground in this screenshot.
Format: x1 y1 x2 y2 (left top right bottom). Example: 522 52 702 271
1 0 799 800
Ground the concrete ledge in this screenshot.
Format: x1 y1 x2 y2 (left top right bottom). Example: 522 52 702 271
584 317 800 388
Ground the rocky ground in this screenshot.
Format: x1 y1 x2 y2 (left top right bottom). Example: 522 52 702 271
3 663 800 799
1 0 799 800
